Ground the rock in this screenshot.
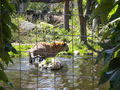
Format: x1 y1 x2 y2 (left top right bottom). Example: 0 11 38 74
38 58 63 70
74 50 80 56
19 20 35 32
48 59 63 70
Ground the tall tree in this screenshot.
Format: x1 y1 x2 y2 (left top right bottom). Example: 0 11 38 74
77 0 93 42
85 0 92 20
77 0 87 42
64 0 70 31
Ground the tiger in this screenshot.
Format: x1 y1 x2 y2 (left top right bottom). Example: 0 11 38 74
28 42 69 64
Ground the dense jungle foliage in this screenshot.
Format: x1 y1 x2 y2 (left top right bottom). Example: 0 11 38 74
0 0 120 89
92 0 120 90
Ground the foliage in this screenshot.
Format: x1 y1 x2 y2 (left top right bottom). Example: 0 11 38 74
27 2 45 10
45 58 53 64
11 16 70 43
9 44 33 57
91 0 120 89
11 3 101 56
0 0 17 89
27 2 63 14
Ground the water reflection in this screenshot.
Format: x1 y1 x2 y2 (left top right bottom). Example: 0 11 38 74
3 56 108 90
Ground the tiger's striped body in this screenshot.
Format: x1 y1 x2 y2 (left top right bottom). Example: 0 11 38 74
29 42 69 64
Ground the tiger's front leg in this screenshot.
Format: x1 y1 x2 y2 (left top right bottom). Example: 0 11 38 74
29 52 35 64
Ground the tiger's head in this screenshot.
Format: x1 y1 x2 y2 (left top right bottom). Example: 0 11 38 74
52 42 69 52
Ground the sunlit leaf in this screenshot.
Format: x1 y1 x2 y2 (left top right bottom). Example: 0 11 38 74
109 5 120 23
91 0 115 23
114 50 120 58
97 0 100 4
108 4 118 19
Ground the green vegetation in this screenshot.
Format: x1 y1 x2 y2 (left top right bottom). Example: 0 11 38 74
9 44 32 57
91 0 120 89
0 0 17 89
11 1 99 56
45 58 53 65
1 0 120 89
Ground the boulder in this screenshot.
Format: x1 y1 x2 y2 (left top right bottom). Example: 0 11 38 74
74 50 80 56
19 20 35 32
34 57 63 70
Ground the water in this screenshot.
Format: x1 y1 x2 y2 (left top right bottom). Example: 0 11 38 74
3 56 108 90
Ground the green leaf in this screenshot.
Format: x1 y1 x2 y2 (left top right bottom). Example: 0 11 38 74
2 13 11 24
0 86 5 90
114 43 120 52
0 62 4 70
109 5 120 23
2 24 12 40
10 22 18 31
95 50 105 64
5 42 17 54
109 69 120 90
108 58 120 71
91 0 115 23
104 48 114 64
108 4 118 19
98 41 114 49
109 22 120 42
3 0 14 13
0 48 12 65
109 69 120 81
115 21 120 30
101 28 114 41
115 50 120 58
99 70 115 85
0 70 9 83
0 39 4 48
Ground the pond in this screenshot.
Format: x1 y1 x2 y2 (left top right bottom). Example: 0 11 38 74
4 55 108 90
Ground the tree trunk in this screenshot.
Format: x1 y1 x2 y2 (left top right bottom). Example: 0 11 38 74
77 0 87 42
64 0 70 31
85 0 92 20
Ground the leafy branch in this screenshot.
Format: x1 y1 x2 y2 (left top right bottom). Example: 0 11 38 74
0 0 17 89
